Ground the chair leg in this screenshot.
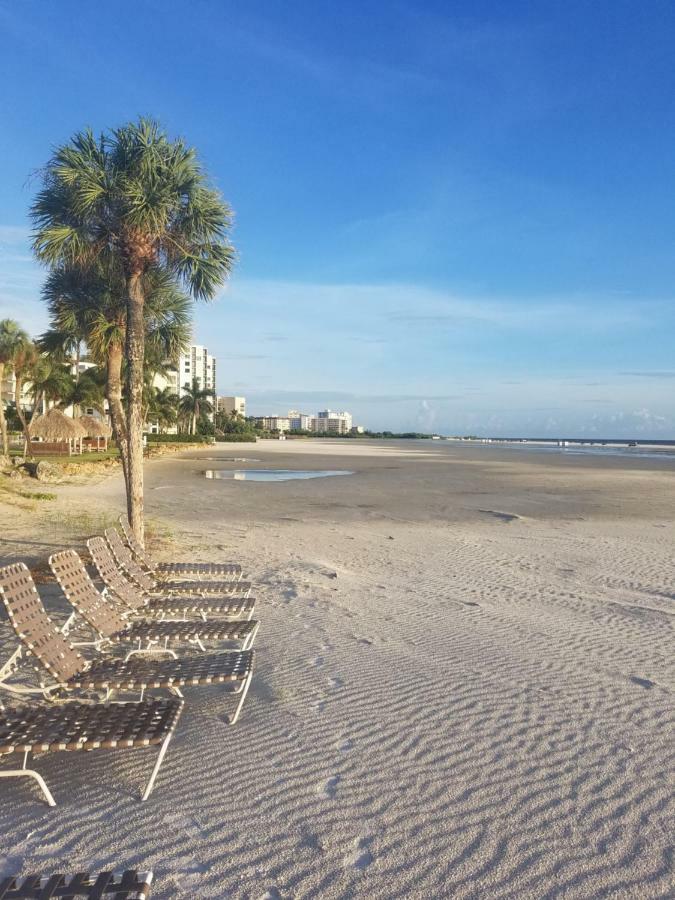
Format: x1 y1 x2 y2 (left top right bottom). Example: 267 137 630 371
242 621 260 651
141 731 174 801
228 671 253 725
0 760 56 807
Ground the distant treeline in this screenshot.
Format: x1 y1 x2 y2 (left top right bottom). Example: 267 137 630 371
283 430 435 440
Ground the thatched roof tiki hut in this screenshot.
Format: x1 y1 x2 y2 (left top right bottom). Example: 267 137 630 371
28 408 87 456
77 414 112 451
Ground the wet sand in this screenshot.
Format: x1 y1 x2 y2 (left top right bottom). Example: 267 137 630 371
0 439 673 898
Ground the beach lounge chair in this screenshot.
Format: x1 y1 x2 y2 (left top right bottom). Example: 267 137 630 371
0 869 153 897
0 563 254 723
49 550 259 653
105 529 250 598
0 698 181 805
88 538 256 621
119 516 242 581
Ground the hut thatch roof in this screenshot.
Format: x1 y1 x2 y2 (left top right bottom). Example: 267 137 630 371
77 414 112 438
29 408 88 440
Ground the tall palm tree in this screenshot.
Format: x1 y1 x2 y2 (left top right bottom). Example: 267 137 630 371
31 119 235 542
0 319 30 455
41 263 192 496
178 379 214 436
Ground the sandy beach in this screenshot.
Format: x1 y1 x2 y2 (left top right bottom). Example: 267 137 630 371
0 439 673 899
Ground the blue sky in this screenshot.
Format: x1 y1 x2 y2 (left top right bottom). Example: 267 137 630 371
1 0 674 436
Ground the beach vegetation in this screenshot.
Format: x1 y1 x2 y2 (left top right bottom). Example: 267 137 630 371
178 378 214 435
0 319 30 455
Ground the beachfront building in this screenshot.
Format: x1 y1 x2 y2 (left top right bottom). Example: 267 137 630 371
177 344 216 424
217 395 246 417
254 415 291 432
178 345 216 397
252 408 360 434
288 410 313 430
312 409 353 434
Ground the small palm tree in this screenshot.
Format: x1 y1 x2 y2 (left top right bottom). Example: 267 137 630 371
0 319 30 455
12 340 40 451
31 118 235 542
28 356 75 414
179 379 214 436
148 386 179 434
63 366 106 415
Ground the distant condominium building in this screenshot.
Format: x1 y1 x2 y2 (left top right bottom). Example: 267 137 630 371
288 410 313 430
217 395 246 417
313 409 353 434
252 408 358 434
255 415 291 432
178 345 216 397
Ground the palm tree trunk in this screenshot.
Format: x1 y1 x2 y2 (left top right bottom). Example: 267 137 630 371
0 361 7 457
106 342 129 495
14 376 32 455
126 273 145 545
73 341 81 417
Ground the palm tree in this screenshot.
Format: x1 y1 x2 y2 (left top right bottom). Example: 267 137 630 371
12 340 40 452
41 263 192 496
63 366 106 415
0 319 30 455
31 119 235 543
28 356 75 414
148 386 179 434
179 379 214 436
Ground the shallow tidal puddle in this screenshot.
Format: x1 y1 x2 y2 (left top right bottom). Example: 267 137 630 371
204 468 354 482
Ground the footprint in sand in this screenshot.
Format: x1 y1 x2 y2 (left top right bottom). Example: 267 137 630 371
313 656 325 668
313 698 327 713
319 775 340 798
337 737 354 752
344 836 374 870
329 676 344 690
259 889 282 900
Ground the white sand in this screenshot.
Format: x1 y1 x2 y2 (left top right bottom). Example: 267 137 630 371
0 440 673 898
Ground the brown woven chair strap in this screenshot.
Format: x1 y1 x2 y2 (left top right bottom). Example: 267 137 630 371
105 530 155 591
153 579 251 595
128 620 256 642
70 650 253 691
0 700 182 755
118 515 242 578
0 869 152 898
50 551 127 639
0 563 86 683
87 539 144 611
144 596 255 617
157 561 242 576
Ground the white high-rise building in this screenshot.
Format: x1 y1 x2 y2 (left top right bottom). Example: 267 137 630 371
178 345 216 396
176 344 216 423
288 410 313 430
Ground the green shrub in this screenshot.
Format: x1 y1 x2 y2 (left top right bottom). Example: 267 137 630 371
215 434 257 443
144 434 214 444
